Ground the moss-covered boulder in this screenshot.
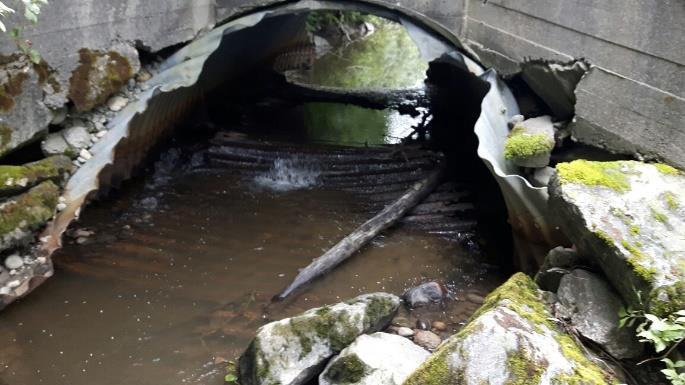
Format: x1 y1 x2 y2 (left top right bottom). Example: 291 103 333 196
503 116 555 168
319 332 429 385
403 273 620 385
549 160 685 317
0 156 72 196
0 55 52 159
239 293 400 385
68 44 140 112
0 181 59 252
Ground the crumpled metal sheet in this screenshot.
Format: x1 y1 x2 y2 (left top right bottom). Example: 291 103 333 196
1 0 559 307
474 69 568 270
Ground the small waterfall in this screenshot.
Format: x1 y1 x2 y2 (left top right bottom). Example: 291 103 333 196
255 157 321 191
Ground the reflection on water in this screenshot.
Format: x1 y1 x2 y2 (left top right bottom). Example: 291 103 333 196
303 102 418 145
306 21 429 89
0 153 505 385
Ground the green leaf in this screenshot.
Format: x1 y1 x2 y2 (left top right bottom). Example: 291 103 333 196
224 373 238 383
28 49 41 64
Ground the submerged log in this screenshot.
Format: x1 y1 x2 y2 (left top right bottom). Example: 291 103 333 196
275 166 445 300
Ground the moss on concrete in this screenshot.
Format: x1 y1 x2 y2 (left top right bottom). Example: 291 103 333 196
0 155 72 196
324 353 368 384
503 131 554 160
556 160 632 192
69 48 133 112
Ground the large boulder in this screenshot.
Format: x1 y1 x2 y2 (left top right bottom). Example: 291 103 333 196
239 293 400 385
549 160 685 316
0 181 59 252
403 273 620 385
0 156 72 196
319 332 429 385
557 269 643 359
0 55 52 159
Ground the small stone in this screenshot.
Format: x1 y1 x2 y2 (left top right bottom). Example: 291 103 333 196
63 126 91 149
56 202 67 211
58 196 66 203
9 269 16 276
4 255 24 270
396 327 415 337
0 286 10 295
136 70 152 82
431 321 447 331
403 281 448 308
79 149 92 160
7 280 20 288
73 229 93 238
77 157 86 164
96 130 107 138
107 96 129 112
36 257 46 264
42 133 74 158
466 293 485 304
50 107 68 125
415 319 430 330
413 330 441 351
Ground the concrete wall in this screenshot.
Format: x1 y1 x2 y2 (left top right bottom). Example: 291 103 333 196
0 0 683 167
459 0 685 169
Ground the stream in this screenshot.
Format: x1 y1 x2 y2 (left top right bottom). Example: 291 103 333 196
0 16 508 385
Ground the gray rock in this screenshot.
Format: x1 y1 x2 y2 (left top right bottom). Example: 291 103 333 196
557 269 643 359
319 333 428 385
42 133 75 158
62 126 91 149
107 96 129 112
50 107 68 125
238 293 400 385
4 255 23 270
403 282 447 308
549 160 685 316
531 166 555 187
413 330 441 351
0 55 51 159
535 247 585 292
396 327 414 337
404 273 620 385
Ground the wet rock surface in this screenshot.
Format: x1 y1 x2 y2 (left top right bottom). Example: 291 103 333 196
535 246 587 292
238 293 400 385
549 160 685 316
319 332 428 385
412 330 441 351
403 281 448 308
403 273 620 385
556 269 643 359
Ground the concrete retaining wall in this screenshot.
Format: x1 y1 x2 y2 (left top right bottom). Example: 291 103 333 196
0 0 682 167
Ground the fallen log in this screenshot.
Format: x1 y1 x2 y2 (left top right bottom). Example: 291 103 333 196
275 166 445 300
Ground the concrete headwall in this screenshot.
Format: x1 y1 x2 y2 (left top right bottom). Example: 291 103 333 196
0 0 683 167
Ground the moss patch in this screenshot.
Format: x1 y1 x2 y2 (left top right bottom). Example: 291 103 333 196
69 48 133 112
649 281 685 318
0 155 72 196
289 305 361 356
324 353 368 384
663 191 679 210
553 333 620 385
504 131 554 160
0 180 58 239
654 163 681 175
621 240 656 283
650 206 669 224
506 349 544 385
556 160 633 192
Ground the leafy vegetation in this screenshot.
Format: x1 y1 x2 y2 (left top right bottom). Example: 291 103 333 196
619 305 685 385
0 0 48 63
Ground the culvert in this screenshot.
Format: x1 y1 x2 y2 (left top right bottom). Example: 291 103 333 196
0 2 583 384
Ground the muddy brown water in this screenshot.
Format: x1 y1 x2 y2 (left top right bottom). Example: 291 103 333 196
0 150 506 385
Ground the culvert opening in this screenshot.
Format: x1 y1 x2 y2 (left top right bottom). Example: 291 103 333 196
0 7 519 385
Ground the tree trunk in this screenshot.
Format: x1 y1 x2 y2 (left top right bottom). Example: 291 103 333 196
276 166 445 300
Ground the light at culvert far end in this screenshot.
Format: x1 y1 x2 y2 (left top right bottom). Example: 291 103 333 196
2 1 555 309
